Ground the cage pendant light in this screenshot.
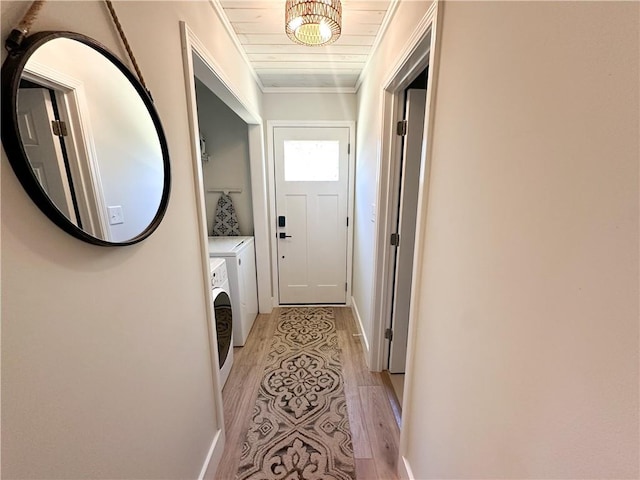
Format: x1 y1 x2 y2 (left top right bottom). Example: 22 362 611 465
285 0 342 47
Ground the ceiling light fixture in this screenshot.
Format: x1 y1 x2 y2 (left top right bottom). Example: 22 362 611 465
285 0 342 47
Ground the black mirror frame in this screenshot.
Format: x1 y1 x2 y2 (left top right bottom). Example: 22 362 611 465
1 31 171 246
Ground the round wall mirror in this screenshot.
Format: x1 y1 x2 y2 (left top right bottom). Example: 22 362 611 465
1 31 171 246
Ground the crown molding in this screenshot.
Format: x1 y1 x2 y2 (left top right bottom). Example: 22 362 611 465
208 0 265 92
355 0 401 92
381 0 438 90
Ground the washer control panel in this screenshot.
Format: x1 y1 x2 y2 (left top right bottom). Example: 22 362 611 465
209 257 228 288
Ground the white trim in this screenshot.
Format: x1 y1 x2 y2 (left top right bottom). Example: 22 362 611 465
278 303 354 308
350 296 370 362
355 0 401 92
207 0 265 92
180 23 227 478
24 61 82 90
398 455 415 480
266 122 279 307
346 123 356 308
261 86 357 94
197 429 225 480
370 1 438 373
188 37 261 124
398 3 442 466
266 120 356 308
382 2 437 90
248 124 274 313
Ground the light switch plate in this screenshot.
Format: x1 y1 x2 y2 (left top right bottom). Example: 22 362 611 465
108 206 124 225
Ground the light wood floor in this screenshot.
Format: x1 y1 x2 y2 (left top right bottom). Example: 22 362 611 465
210 307 401 480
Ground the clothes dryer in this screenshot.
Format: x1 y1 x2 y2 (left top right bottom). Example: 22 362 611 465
210 257 233 387
208 236 258 346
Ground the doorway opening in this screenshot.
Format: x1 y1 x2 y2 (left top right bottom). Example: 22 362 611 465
368 9 440 462
16 71 109 239
384 68 429 408
193 78 255 238
266 121 356 307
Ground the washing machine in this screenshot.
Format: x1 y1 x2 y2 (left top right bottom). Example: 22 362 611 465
210 257 233 387
208 236 258 346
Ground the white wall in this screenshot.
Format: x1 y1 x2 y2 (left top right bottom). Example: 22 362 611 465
1 1 262 478
398 2 638 478
263 92 357 121
195 79 254 236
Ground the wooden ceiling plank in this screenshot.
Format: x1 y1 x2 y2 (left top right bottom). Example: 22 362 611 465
221 1 390 11
252 61 365 69
233 22 380 35
243 44 370 54
256 68 362 75
259 73 360 80
248 53 368 62
224 8 387 25
220 0 391 10
220 0 283 8
259 75 359 88
218 0 394 90
237 33 376 45
342 1 392 11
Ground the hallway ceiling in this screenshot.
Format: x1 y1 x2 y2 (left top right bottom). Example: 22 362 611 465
217 0 394 92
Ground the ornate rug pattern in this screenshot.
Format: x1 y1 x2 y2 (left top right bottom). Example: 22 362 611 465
237 307 355 480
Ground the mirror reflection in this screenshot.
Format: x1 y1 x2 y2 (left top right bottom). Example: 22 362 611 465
17 37 165 243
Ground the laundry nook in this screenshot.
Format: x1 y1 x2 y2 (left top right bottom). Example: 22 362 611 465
208 236 258 347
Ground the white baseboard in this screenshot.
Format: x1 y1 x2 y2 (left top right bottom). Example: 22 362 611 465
350 297 370 357
398 455 415 480
198 429 224 480
272 302 354 308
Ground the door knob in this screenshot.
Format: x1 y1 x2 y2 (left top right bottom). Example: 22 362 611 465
279 232 292 239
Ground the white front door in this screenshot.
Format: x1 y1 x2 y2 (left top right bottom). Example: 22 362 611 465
274 126 350 304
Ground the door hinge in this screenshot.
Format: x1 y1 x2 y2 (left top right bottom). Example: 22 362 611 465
346 217 349 227
390 233 400 246
347 143 351 155
51 120 68 137
345 282 348 291
396 119 407 136
385 328 393 341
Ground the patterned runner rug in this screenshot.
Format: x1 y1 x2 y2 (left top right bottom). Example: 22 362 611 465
237 307 356 480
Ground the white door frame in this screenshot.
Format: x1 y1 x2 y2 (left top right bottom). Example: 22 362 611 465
370 2 440 372
367 4 441 478
267 120 356 307
21 62 110 239
180 22 272 315
370 1 439 370
180 21 272 479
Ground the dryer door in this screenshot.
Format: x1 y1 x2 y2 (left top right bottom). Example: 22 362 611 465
213 289 233 367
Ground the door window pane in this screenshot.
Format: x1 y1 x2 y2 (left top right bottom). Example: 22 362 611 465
284 140 339 181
